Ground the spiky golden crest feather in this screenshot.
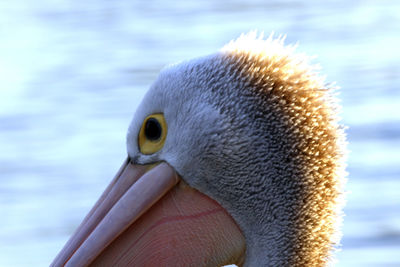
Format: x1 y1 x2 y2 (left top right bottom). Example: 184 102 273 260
221 32 347 266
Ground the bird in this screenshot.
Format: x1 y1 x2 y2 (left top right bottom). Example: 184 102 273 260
52 32 346 267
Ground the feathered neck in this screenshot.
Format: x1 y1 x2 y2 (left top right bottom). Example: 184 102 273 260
204 32 347 266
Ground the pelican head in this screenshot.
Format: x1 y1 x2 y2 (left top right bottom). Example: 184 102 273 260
52 33 346 267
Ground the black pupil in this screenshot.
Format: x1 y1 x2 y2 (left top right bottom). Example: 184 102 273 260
144 118 162 141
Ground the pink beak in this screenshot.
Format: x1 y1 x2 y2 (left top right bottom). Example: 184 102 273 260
51 158 245 266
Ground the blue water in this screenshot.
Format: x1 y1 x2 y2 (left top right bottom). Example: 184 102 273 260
1 1 399 266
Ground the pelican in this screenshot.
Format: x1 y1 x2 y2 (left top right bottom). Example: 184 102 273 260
52 32 346 267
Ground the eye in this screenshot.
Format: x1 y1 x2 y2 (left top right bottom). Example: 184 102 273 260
144 118 162 141
138 114 167 155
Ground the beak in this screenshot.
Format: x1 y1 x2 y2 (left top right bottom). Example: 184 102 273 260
52 158 245 267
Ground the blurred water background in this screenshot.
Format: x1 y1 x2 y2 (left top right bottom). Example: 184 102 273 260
1 0 399 266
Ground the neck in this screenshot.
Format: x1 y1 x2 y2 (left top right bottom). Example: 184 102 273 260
213 45 346 266
177 47 346 265
198 69 345 266
213 151 344 266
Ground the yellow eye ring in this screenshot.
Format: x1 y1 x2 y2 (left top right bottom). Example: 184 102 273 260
138 113 167 155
